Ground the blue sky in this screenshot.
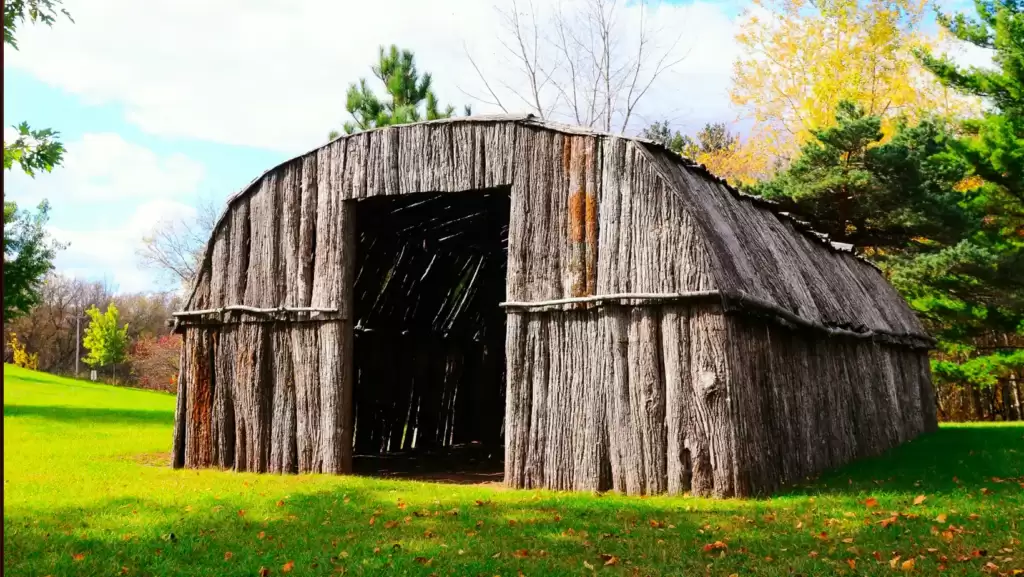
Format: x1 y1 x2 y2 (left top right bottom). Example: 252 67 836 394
2 0 985 294
4 69 287 292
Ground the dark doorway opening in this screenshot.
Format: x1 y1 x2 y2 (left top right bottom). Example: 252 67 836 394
349 188 510 483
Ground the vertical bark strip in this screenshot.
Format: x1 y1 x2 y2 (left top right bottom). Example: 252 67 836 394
232 323 272 472
211 328 236 468
661 305 691 495
172 348 188 469
270 326 298 473
183 328 213 468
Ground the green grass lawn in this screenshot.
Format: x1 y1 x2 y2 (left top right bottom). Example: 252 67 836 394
4 364 1022 576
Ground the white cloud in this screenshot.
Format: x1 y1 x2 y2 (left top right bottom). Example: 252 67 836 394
3 0 744 153
49 200 197 294
4 132 205 205
3 132 206 293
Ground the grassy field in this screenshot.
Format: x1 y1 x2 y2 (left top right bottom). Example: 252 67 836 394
3 364 1022 576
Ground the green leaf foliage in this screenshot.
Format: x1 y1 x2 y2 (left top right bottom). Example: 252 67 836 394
3 200 66 322
932 348 1024 388
3 0 69 197
641 121 738 158
3 121 65 177
81 303 130 372
3 0 72 50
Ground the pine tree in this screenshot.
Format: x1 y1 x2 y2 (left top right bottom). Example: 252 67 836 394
747 102 974 250
909 0 1024 410
332 45 462 137
917 0 1023 203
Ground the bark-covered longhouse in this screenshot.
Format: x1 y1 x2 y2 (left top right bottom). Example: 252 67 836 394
171 114 937 498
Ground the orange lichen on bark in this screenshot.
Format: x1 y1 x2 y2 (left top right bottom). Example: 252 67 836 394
585 192 598 294
187 333 213 467
569 189 587 243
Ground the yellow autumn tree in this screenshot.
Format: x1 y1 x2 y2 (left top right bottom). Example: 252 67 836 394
641 120 774 186
732 0 977 161
692 140 774 187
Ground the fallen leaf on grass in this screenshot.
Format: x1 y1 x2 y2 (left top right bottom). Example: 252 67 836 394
865 497 879 508
808 551 819 558
847 559 857 569
936 514 947 523
384 520 399 529
508 520 517 527
913 495 927 505
600 554 619 566
238 509 246 517
969 513 981 520
72 553 86 561
795 521 804 529
815 531 829 541
414 557 432 566
841 538 854 544
702 541 728 552
881 516 898 528
583 560 595 570
369 516 376 526
981 488 992 495
282 561 294 573
513 549 530 558
276 500 284 507
984 562 1000 572
258 568 270 577
120 567 129 575
890 555 902 568
223 552 233 560
258 531 266 540
902 558 915 571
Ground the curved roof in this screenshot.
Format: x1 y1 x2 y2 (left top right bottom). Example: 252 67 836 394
182 114 930 347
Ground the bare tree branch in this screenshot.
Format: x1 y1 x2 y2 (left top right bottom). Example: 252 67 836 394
136 199 219 289
463 42 509 112
469 0 688 134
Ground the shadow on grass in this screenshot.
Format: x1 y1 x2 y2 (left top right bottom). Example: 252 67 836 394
6 372 94 387
780 424 1024 497
5 423 1022 576
3 404 172 425
0 487 726 577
